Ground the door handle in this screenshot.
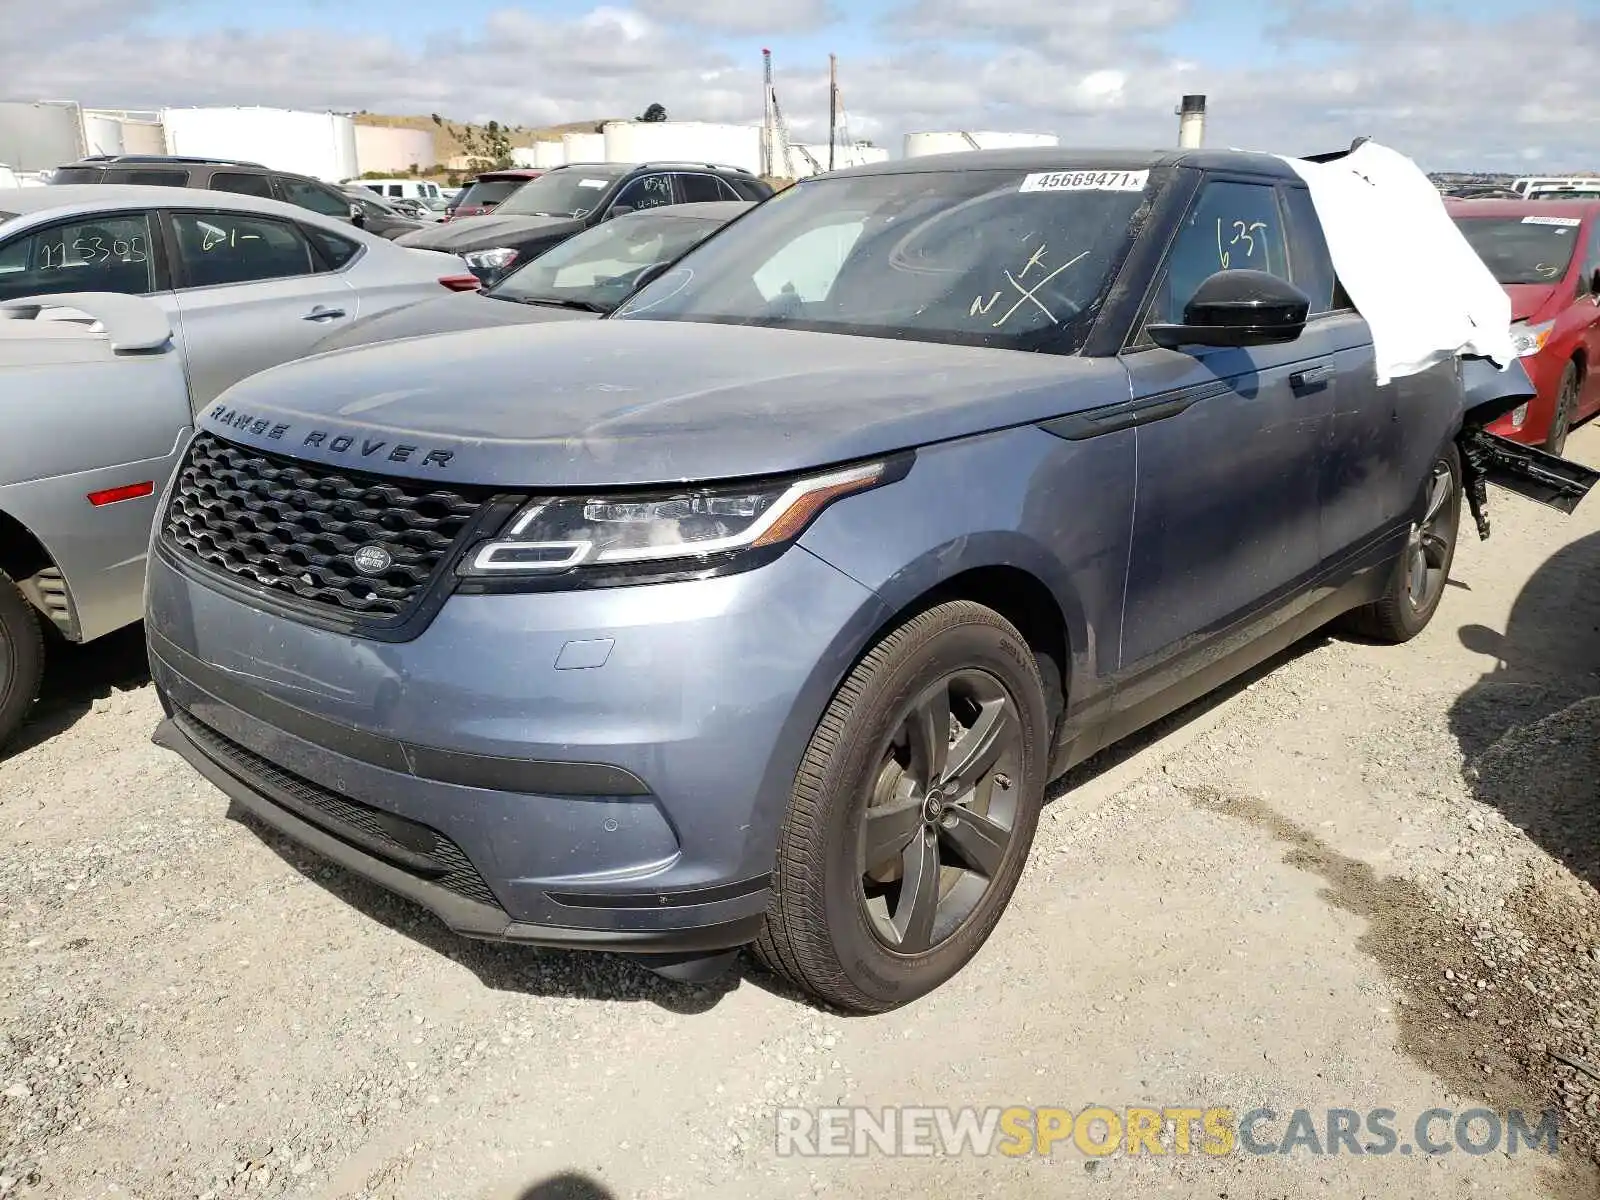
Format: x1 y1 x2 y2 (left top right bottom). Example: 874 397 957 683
1290 363 1335 389
303 305 346 322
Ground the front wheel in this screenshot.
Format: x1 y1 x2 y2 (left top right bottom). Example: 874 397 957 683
1341 443 1462 644
1544 361 1580 456
755 600 1050 1012
0 569 45 753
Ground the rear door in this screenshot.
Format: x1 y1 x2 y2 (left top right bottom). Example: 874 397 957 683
1277 183 1402 563
163 208 356 405
1115 176 1334 702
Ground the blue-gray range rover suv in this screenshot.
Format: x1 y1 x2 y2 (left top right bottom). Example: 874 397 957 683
145 148 1567 1012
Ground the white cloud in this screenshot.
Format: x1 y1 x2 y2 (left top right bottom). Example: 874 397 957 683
633 0 836 34
0 0 1594 170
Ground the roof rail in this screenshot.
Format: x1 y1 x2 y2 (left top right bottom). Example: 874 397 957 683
74 154 269 169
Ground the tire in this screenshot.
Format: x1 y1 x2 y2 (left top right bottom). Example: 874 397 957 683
1544 361 1581 457
754 600 1049 1012
0 569 45 753
1341 443 1463 645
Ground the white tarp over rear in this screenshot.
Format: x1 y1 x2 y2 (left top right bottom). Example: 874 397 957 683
1278 140 1514 385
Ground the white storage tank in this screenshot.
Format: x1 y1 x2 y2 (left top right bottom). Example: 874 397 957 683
161 106 359 181
903 131 1060 158
81 113 125 157
602 121 761 172
119 119 166 156
787 142 891 178
562 131 606 163
354 124 434 175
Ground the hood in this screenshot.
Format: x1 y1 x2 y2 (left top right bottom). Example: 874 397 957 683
396 213 584 252
1504 283 1563 323
200 320 1130 489
308 292 595 354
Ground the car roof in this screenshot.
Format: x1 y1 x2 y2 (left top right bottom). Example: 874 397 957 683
0 185 395 246
474 169 544 180
1444 197 1600 219
819 146 1304 181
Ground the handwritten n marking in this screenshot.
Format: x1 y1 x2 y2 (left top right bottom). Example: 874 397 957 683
970 291 1002 316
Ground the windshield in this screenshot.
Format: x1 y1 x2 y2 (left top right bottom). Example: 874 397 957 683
457 178 528 209
496 169 626 219
1454 216 1583 284
611 168 1151 353
489 212 724 311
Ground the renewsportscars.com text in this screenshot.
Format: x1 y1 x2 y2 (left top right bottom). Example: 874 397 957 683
774 1105 1562 1158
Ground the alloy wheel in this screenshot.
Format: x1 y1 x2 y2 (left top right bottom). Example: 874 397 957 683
857 669 1024 954
1405 459 1457 612
1549 372 1578 456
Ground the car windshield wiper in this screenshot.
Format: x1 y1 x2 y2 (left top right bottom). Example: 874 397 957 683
502 295 609 313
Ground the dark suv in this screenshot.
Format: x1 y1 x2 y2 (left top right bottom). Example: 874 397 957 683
398 160 774 282
49 155 361 227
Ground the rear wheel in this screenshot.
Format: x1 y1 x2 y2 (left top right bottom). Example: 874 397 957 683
1544 361 1581 456
755 601 1049 1012
1341 443 1462 644
0 569 45 752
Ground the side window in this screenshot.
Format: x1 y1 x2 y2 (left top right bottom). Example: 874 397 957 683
1583 222 1600 294
675 174 726 204
170 212 314 288
1279 186 1349 315
1148 179 1290 326
613 174 675 212
304 224 362 271
210 172 275 199
103 169 188 187
752 220 865 304
385 185 402 198
276 177 354 218
0 213 156 301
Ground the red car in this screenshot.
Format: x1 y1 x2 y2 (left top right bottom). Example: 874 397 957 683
443 168 543 222
1448 197 1600 454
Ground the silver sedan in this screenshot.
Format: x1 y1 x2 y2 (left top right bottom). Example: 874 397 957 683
0 185 477 405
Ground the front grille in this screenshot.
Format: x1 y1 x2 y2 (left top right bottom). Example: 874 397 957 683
178 711 502 909
163 432 489 623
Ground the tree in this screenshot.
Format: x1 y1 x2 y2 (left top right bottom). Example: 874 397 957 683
639 103 668 123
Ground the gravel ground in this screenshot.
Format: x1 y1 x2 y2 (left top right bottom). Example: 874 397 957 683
2 425 1597 1200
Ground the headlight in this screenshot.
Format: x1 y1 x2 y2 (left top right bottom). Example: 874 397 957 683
1509 319 1555 358
457 457 909 588
463 247 519 272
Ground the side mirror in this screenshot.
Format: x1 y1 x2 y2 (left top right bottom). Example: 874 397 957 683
1590 267 1600 300
349 203 366 228
607 204 635 220
1149 269 1310 350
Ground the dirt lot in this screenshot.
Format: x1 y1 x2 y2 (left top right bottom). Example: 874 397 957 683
2 427 1598 1200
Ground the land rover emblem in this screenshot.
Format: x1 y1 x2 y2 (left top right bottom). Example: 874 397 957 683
352 545 392 576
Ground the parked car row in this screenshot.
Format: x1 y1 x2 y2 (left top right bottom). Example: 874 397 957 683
2 143 1597 1016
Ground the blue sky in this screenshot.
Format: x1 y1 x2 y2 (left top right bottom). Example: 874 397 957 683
10 0 1600 169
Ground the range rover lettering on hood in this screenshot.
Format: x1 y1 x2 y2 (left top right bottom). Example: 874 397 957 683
203 404 456 469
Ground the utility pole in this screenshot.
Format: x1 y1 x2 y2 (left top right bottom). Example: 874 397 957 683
1176 94 1207 148
761 48 774 178
828 54 838 172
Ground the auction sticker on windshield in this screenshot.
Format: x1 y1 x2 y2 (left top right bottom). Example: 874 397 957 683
1020 170 1149 193
579 179 609 188
1521 216 1582 227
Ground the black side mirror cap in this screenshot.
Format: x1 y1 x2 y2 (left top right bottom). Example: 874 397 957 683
1149 268 1311 349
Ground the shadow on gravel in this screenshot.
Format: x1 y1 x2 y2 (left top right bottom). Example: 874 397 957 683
5 624 150 760
1449 530 1600 894
517 1172 615 1200
227 804 742 1015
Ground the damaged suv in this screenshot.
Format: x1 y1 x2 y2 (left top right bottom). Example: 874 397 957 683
145 148 1596 1012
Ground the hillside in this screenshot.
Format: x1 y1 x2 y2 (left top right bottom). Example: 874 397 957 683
349 112 623 161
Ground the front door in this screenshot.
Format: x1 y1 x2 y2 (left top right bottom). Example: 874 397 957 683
1114 177 1334 707
163 209 355 406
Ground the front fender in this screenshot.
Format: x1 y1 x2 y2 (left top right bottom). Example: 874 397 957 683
798 422 1137 720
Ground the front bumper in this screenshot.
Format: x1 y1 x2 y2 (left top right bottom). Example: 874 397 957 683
146 540 888 953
